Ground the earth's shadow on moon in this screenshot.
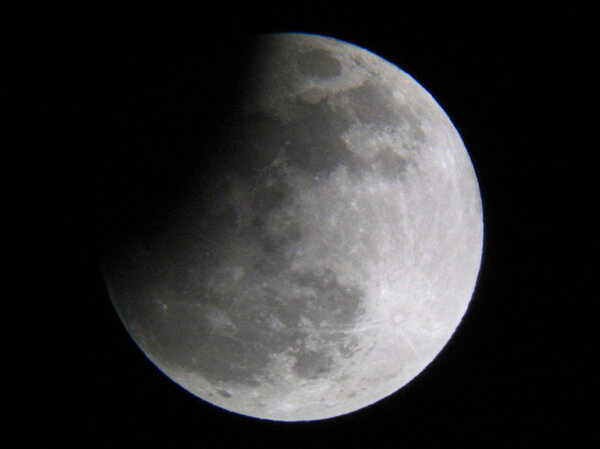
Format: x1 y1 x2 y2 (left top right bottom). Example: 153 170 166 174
97 37 265 259
100 32 483 422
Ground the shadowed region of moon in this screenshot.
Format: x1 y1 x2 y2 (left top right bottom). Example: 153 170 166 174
103 32 483 421
297 48 342 79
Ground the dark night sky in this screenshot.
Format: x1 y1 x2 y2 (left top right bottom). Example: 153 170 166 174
9 4 590 446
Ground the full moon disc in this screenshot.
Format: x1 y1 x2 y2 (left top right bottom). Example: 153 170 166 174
103 33 483 421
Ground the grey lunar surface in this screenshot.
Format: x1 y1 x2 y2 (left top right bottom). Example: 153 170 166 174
103 33 483 421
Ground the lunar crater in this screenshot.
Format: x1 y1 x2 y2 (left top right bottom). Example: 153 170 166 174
217 389 232 398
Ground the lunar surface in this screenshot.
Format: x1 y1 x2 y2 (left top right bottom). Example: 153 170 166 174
103 33 483 421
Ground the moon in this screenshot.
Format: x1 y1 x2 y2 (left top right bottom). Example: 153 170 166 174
103 33 483 421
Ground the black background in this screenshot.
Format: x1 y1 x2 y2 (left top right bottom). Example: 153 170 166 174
9 3 590 447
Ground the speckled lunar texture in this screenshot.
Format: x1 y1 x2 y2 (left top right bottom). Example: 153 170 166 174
103 33 483 421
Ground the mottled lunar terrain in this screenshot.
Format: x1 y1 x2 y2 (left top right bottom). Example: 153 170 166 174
103 33 483 421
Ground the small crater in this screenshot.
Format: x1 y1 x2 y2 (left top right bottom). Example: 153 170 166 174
217 389 232 398
297 49 342 79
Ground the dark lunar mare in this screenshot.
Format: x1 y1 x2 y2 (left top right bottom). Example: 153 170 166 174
108 253 366 387
297 48 343 79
